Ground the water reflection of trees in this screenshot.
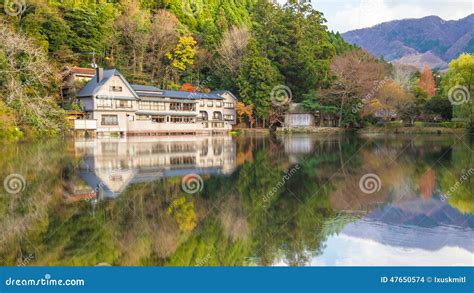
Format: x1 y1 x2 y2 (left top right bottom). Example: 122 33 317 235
0 135 472 266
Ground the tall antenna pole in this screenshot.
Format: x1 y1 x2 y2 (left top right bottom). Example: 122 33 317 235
91 51 98 69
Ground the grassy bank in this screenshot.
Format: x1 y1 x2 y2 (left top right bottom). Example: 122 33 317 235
275 125 469 136
359 126 467 136
276 127 344 134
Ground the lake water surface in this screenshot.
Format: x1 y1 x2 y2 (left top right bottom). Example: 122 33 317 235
1 134 473 266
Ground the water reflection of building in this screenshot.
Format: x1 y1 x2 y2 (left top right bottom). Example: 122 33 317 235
283 136 314 154
74 136 236 198
283 135 319 165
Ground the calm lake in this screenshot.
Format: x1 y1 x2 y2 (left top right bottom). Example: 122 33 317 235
1 134 473 266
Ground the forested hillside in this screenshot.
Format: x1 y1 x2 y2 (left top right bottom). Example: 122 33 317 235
1 0 471 139
0 0 359 136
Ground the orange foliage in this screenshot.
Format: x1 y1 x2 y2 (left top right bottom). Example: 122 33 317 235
236 101 255 127
418 65 436 98
180 83 198 92
418 168 436 200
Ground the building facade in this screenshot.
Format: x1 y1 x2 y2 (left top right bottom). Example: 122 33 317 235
284 103 315 127
76 69 237 136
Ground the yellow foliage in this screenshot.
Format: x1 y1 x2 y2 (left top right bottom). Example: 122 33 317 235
167 196 197 233
166 36 197 71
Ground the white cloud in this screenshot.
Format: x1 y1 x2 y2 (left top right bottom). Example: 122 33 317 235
310 0 474 32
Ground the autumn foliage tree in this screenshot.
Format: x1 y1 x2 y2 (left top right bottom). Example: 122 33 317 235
180 83 198 92
236 102 255 128
418 65 436 98
364 80 416 124
327 49 389 127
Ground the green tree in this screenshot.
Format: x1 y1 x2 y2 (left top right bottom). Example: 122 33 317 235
424 95 453 120
441 53 474 126
237 40 283 124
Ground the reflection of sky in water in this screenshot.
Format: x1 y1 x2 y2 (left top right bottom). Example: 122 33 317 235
288 198 474 266
309 234 473 266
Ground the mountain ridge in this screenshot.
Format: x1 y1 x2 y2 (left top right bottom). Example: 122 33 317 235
342 14 474 69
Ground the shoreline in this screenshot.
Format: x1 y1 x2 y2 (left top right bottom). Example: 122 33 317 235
275 126 469 136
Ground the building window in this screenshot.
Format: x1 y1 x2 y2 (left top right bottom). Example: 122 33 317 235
170 156 196 166
224 114 234 121
97 98 113 109
156 102 165 111
152 116 166 123
116 100 132 109
139 101 150 110
170 116 196 123
110 86 123 92
139 101 165 111
213 111 222 120
224 102 234 109
101 115 118 125
200 111 208 121
199 100 205 107
170 103 195 111
207 100 213 107
214 145 223 155
137 115 150 121
216 101 222 107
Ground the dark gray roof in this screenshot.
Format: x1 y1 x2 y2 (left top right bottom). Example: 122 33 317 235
131 84 224 100
77 69 138 99
287 103 313 114
131 84 161 92
76 69 237 101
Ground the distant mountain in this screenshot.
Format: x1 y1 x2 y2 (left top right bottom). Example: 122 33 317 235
343 198 474 251
342 14 474 69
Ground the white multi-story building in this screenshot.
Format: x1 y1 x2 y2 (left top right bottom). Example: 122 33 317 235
75 68 237 136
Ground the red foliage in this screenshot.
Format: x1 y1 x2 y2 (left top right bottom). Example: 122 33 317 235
181 83 198 92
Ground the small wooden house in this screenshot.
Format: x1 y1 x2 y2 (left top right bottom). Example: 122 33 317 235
284 103 315 127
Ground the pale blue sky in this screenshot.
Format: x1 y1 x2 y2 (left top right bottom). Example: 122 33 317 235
279 0 474 33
